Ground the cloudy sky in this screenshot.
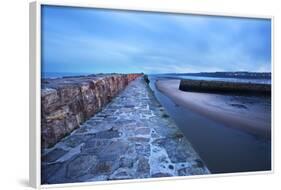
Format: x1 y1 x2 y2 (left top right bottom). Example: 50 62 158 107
42 5 271 74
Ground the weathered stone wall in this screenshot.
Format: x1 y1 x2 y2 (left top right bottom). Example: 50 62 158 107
179 79 271 95
41 74 142 148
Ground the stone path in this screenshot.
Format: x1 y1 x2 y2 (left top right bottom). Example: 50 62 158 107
41 77 209 184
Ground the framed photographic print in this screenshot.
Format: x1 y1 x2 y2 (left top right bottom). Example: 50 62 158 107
29 1 273 188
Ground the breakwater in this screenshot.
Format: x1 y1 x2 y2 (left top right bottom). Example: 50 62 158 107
41 74 142 148
41 77 209 184
179 79 271 95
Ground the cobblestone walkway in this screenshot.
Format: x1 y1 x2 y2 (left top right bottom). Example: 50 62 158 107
42 77 209 184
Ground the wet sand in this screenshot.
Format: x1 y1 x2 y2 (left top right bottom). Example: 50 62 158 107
156 79 271 139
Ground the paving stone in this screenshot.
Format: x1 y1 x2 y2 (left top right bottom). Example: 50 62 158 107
128 137 150 143
42 148 68 163
41 163 63 183
135 128 151 136
90 161 118 176
137 156 150 174
93 130 120 139
96 140 129 161
119 156 135 168
61 134 94 148
66 155 97 179
81 139 112 154
177 166 208 176
151 172 173 178
135 144 150 157
109 168 133 180
152 138 192 163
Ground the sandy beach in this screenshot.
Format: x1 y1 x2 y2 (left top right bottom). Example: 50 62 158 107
156 79 271 139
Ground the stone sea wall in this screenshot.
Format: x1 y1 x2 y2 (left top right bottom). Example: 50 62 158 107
41 74 142 148
179 79 271 96
41 77 209 184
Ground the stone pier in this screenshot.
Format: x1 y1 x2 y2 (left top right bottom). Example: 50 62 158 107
41 74 142 148
179 79 271 95
41 77 209 184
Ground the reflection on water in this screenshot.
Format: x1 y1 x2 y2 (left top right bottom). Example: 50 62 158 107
148 75 271 174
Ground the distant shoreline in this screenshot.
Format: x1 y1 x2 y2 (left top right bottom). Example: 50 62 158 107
170 71 271 79
156 79 271 139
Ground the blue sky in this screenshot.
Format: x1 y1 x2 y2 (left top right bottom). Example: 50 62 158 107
41 5 271 74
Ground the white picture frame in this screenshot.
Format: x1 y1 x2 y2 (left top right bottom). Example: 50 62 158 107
29 1 274 189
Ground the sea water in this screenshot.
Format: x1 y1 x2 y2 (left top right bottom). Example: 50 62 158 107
148 74 271 174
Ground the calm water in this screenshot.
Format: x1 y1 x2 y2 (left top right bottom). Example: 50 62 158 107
42 72 92 79
148 75 271 174
153 74 271 84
